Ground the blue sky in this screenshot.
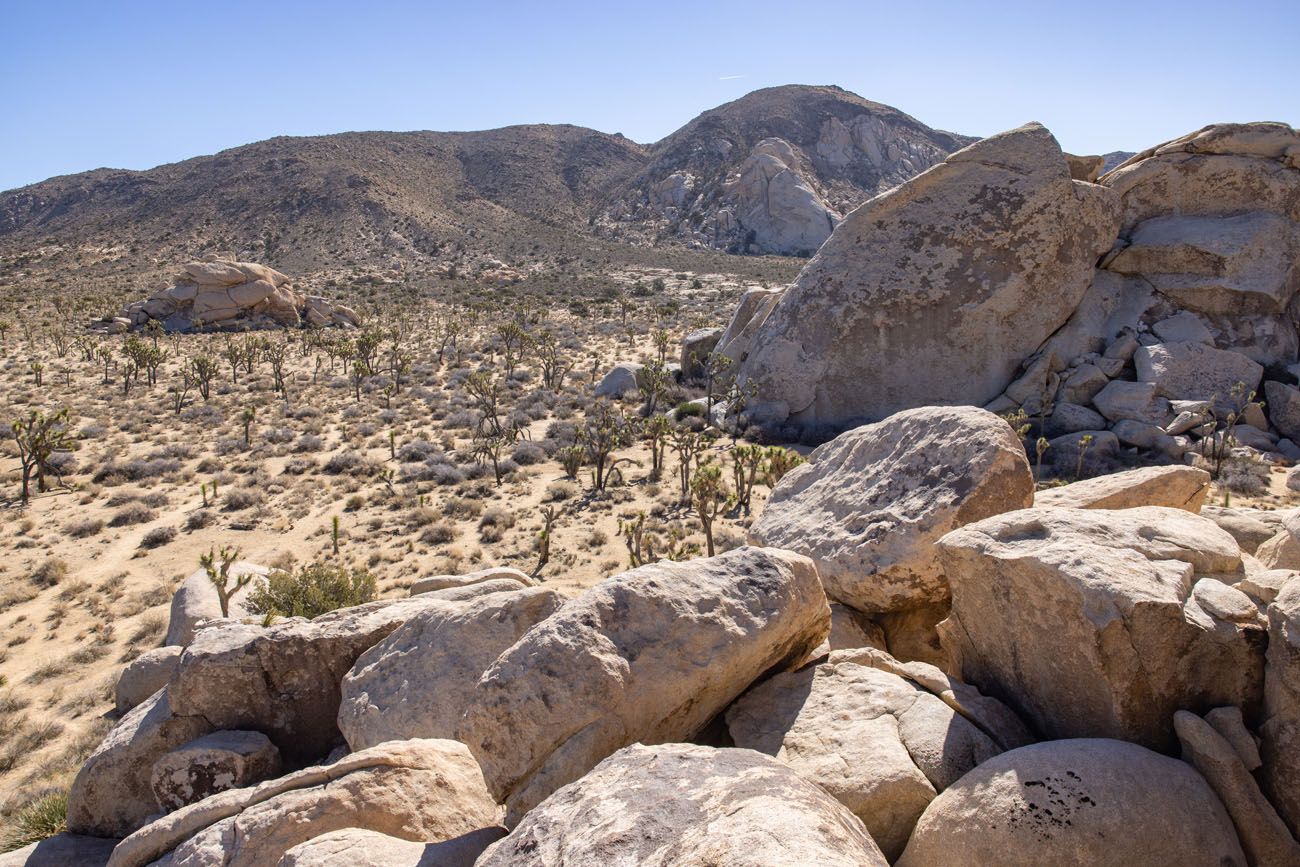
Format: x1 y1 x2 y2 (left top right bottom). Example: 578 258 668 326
2 0 1297 191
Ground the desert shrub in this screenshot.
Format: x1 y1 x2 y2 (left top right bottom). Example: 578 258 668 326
263 427 295 445
222 487 263 511
1218 457 1269 496
479 506 516 530
215 438 245 456
93 458 181 485
31 558 68 587
140 491 170 508
323 450 363 475
293 434 324 453
510 442 547 466
283 457 317 475
0 789 67 853
245 563 377 620
675 401 706 419
396 440 442 462
108 503 155 527
419 522 456 545
140 526 177 548
544 480 578 502
64 518 103 539
185 509 215 530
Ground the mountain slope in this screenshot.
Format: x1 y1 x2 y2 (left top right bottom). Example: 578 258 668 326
594 85 977 255
0 86 980 288
1 125 648 276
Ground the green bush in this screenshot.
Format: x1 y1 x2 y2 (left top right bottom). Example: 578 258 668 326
245 563 377 620
674 401 706 420
1 790 67 853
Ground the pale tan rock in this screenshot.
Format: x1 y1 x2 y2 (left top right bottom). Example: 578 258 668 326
726 650 1021 859
1256 513 1300 570
824 602 887 652
168 596 450 762
339 587 563 751
457 546 830 822
1203 505 1284 554
116 645 182 714
419 577 534 602
714 286 783 367
106 739 498 867
279 827 506 867
937 506 1265 751
150 730 281 812
1175 710 1300 866
165 562 268 647
1261 579 1300 836
1032 465 1211 511
1134 341 1264 413
1066 153 1105 182
749 406 1033 615
475 743 887 867
733 122 1120 433
679 326 724 381
895 739 1247 867
1205 706 1263 770
725 138 840 256
1239 569 1299 606
68 690 213 838
0 834 116 867
408 566 533 596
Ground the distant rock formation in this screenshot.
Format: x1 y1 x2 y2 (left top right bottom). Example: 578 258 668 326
108 257 360 332
722 120 1300 456
597 85 974 256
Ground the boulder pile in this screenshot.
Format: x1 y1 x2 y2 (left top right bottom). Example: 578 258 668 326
720 121 1300 469
103 257 361 333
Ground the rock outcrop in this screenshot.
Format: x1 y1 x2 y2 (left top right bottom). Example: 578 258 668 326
115 646 182 714
729 122 1120 436
475 743 888 866
279 827 506 867
937 506 1266 751
113 258 360 332
164 561 268 647
726 648 1030 859
1261 577 1300 836
167 596 448 763
723 120 1300 460
457 546 830 822
1174 709 1300 866
338 587 563 751
750 406 1032 621
1033 465 1211 511
150 730 282 812
105 739 499 867
895 739 1247 866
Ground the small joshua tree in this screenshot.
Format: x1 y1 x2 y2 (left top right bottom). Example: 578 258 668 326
534 505 558 576
200 545 250 618
690 460 731 557
11 407 77 504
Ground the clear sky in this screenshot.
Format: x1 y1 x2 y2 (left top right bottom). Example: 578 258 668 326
2 0 1297 191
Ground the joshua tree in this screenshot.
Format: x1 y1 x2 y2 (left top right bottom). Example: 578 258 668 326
642 415 670 481
199 546 250 617
11 407 76 504
1035 437 1050 481
241 406 256 448
1075 434 1094 481
690 460 730 557
761 446 805 487
730 444 764 513
536 331 572 391
190 355 218 401
670 426 706 502
534 505 558 576
637 359 673 417
580 401 636 491
496 321 528 377
465 371 505 438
